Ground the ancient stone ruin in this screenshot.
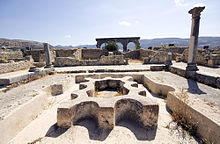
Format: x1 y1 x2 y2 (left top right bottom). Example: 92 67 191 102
96 37 141 52
0 6 220 144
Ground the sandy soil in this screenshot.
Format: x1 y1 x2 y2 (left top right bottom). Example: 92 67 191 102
9 76 198 144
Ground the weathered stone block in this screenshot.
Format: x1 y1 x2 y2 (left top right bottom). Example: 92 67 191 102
51 84 63 96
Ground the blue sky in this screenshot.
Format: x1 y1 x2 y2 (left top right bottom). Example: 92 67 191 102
0 0 219 46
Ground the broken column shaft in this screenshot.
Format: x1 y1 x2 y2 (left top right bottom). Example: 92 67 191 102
43 43 52 68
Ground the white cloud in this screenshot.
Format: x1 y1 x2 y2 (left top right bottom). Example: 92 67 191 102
174 0 189 7
119 21 132 27
135 20 139 24
64 34 72 38
193 3 206 7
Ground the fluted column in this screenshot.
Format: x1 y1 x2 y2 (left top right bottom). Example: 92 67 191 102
186 6 205 71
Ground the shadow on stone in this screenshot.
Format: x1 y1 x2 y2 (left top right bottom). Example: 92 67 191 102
45 123 69 138
117 119 157 141
74 118 112 141
187 79 206 95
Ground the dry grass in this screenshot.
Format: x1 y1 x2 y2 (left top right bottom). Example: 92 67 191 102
128 59 143 63
171 88 197 137
27 137 43 144
203 99 216 108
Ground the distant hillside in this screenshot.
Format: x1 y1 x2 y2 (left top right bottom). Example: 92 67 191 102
140 37 220 49
74 37 220 50
1 37 220 50
0 38 53 50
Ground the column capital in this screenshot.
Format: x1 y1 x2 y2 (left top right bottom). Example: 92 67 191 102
189 6 205 19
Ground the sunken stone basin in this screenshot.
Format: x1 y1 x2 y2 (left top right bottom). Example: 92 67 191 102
57 76 159 131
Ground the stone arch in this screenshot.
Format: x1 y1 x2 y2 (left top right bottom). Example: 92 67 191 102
96 37 140 52
127 41 137 50
114 98 144 126
116 42 123 50
100 43 107 48
72 101 99 125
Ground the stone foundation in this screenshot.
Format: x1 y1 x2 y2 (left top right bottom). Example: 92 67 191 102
143 51 167 64
54 55 126 67
0 60 31 74
57 76 159 130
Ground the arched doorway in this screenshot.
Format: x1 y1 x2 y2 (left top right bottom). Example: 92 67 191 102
116 42 123 51
127 42 136 51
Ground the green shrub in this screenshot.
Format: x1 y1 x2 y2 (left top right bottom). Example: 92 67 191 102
103 41 118 51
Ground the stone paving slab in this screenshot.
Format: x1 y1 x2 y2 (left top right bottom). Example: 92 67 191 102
172 61 220 77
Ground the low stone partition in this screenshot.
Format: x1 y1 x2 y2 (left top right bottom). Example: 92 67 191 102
167 91 220 143
0 60 31 74
143 75 175 97
0 68 55 86
169 67 220 89
54 55 126 67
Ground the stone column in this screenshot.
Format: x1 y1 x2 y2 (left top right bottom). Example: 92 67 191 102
165 52 172 67
43 43 52 68
186 6 205 71
121 40 128 52
134 40 141 49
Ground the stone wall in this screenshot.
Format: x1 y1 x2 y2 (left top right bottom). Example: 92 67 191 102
167 91 220 143
153 46 188 54
81 48 108 60
54 55 126 67
99 55 125 65
143 51 167 64
123 49 156 60
181 49 220 67
123 50 140 59
0 60 32 74
0 49 23 62
139 49 157 60
25 50 55 63
168 66 220 89
55 49 78 57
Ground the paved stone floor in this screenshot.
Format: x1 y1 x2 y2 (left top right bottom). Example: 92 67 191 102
0 63 219 144
172 61 220 77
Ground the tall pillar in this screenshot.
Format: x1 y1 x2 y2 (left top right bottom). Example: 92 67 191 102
43 43 52 68
96 42 101 48
134 40 141 49
186 6 205 71
121 40 128 52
